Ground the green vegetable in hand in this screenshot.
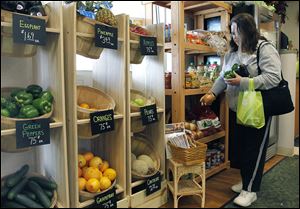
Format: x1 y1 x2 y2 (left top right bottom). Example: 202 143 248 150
231 63 239 72
1 108 10 117
32 98 52 115
39 91 53 103
6 101 19 117
14 91 33 107
224 70 236 79
20 105 39 118
26 84 43 99
1 97 7 108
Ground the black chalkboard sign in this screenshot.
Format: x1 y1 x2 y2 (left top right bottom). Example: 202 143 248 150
140 36 157 55
16 118 50 149
94 187 117 208
13 13 46 45
90 109 115 135
146 171 161 196
141 104 158 125
95 24 118 50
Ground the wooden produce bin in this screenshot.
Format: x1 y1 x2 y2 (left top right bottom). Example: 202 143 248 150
127 19 167 208
63 3 128 208
1 2 70 208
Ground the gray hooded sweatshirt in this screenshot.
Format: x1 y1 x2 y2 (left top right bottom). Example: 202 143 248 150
211 40 282 112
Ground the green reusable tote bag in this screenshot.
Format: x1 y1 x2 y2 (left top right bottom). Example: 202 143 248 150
237 79 265 129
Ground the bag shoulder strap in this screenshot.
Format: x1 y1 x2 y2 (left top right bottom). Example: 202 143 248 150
256 40 284 80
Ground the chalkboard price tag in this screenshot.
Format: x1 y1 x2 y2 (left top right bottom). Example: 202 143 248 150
16 118 50 149
140 36 157 55
13 13 46 46
94 187 117 208
146 172 161 196
90 109 115 135
95 24 118 50
140 104 158 125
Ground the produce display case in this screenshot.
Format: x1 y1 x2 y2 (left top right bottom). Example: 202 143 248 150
1 2 70 208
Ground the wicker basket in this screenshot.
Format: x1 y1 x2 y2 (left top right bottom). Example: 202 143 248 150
77 85 116 139
79 179 116 202
131 135 160 180
1 87 54 153
168 140 207 166
130 89 156 113
1 172 57 208
130 28 153 64
1 7 50 57
131 117 146 133
76 15 117 59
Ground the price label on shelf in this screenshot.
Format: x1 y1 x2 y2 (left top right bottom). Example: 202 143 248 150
16 118 50 149
13 13 46 46
146 171 161 196
90 109 115 135
140 104 158 125
140 36 157 55
93 187 117 208
95 24 118 50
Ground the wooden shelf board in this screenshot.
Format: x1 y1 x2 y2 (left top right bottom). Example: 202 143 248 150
164 42 172 52
205 161 230 179
130 107 164 118
185 43 216 54
167 180 203 196
197 131 226 144
1 121 63 136
1 22 60 33
184 87 211 96
165 89 173 96
131 171 164 189
78 184 124 208
77 114 124 125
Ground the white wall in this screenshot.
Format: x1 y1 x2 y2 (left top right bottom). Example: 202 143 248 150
281 1 299 51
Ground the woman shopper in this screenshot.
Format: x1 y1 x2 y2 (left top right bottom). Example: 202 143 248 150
200 13 281 207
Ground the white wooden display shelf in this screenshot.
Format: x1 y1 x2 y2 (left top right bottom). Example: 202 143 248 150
1 2 70 207
1 121 63 136
167 180 203 196
131 170 165 189
63 3 128 208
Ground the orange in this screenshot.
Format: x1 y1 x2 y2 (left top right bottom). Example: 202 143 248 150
86 178 100 193
99 176 112 190
82 166 88 177
89 156 103 169
78 177 87 191
78 154 87 168
84 167 102 181
83 152 94 163
103 168 117 181
80 103 90 109
99 161 109 173
78 167 82 177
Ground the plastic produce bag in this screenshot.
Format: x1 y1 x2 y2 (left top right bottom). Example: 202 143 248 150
237 79 265 129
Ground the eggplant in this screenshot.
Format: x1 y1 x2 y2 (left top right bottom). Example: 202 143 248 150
15 1 29 14
28 5 45 16
1 1 17 12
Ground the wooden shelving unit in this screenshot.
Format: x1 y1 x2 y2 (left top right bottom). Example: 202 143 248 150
127 19 167 208
144 1 232 178
63 3 128 208
1 2 69 207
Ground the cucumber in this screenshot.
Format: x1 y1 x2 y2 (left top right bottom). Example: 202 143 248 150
14 194 44 208
7 178 28 200
22 190 37 200
6 165 29 188
28 176 57 190
27 180 50 208
1 185 10 198
43 190 53 199
2 200 26 208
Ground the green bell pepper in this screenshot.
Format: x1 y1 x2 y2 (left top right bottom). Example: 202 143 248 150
26 84 43 99
6 101 19 117
224 70 236 79
39 91 53 103
1 108 10 117
14 91 33 107
20 105 39 118
1 97 7 108
32 98 52 115
231 63 239 72
10 88 26 98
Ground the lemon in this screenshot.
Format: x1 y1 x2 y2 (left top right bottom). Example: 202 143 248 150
83 152 94 163
99 176 112 190
78 177 87 191
86 178 101 193
78 154 87 168
84 167 102 181
103 168 117 181
99 161 109 173
89 156 103 169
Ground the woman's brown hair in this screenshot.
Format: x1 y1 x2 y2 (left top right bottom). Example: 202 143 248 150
230 13 263 53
